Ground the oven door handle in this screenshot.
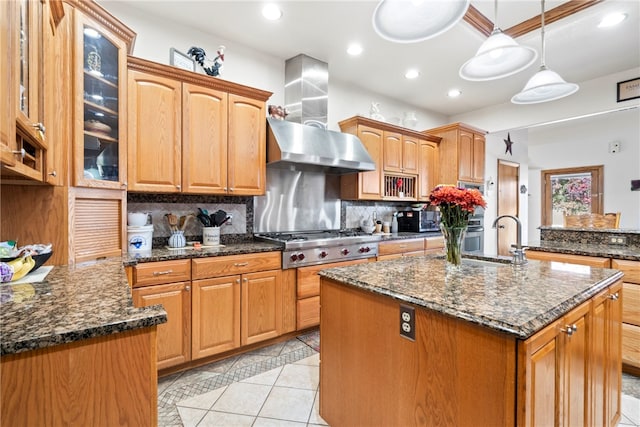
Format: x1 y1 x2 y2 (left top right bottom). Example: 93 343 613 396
467 227 484 233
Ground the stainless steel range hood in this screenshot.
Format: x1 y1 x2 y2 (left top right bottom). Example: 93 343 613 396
266 118 374 174
266 54 374 175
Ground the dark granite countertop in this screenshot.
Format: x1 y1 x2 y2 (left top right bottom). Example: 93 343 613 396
1 258 167 356
527 240 640 261
319 255 623 339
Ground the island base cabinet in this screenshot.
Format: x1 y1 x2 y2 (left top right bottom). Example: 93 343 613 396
320 278 517 427
1 327 158 427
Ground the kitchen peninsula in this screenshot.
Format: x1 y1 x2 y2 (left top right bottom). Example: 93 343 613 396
318 255 623 426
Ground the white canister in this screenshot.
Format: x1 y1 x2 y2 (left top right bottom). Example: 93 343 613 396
203 227 221 246
127 224 153 254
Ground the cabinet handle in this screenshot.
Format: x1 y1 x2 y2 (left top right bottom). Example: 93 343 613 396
243 278 248 282
560 324 578 336
12 149 26 158
234 262 249 267
236 279 240 284
48 170 57 177
223 187 228 191
152 270 173 276
229 188 234 192
176 185 181 190
185 285 191 291
122 181 128 188
608 292 619 301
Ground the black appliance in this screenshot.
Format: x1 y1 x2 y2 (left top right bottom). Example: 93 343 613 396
396 210 441 233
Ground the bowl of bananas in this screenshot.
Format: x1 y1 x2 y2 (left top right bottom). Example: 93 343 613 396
0 243 53 283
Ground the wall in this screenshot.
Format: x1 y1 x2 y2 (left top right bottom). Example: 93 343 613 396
527 108 640 240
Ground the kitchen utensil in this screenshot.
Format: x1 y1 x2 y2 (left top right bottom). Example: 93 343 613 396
212 210 227 227
198 207 209 217
179 214 194 231
165 213 179 232
218 216 231 227
197 213 211 227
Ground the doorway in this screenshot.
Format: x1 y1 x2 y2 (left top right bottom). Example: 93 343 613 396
497 160 520 256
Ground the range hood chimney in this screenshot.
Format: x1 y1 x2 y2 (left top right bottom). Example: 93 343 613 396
266 54 374 174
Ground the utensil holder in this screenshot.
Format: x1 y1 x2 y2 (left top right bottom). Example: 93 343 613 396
168 231 186 248
203 227 220 246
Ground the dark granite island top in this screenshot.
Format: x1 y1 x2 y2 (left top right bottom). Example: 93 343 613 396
0 258 167 356
319 254 623 339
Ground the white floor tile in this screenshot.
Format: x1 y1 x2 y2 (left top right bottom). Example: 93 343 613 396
293 353 320 366
176 406 208 427
252 417 307 427
621 394 640 425
197 410 255 427
177 386 227 410
240 366 283 386
274 363 319 390
258 386 316 423
308 389 329 426
211 382 272 416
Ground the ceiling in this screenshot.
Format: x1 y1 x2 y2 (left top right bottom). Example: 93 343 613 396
108 0 639 117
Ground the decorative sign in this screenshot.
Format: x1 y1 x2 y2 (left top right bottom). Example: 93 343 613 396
617 77 640 102
170 48 195 72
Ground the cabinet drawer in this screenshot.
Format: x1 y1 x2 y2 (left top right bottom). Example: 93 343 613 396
296 258 369 299
622 282 640 326
192 251 281 279
425 236 444 250
611 259 640 284
297 296 320 330
526 251 611 268
378 238 424 256
132 259 191 288
622 323 640 369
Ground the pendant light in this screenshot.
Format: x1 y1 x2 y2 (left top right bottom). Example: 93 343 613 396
459 0 537 81
372 0 470 43
512 0 579 104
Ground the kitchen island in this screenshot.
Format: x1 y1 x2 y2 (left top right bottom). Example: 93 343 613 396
318 255 623 427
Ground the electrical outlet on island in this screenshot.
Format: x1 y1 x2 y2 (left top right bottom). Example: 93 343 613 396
609 236 627 245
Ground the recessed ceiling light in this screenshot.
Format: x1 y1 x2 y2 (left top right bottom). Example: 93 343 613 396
347 43 363 56
405 69 420 79
448 89 462 98
598 12 627 28
262 4 282 21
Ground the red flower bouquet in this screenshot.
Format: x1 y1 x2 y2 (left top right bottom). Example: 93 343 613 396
429 185 487 265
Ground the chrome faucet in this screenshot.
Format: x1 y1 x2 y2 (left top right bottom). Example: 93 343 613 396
492 215 527 265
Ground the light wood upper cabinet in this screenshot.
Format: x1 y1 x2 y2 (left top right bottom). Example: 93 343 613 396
424 122 486 185
182 83 228 193
127 57 271 195
384 132 418 175
418 140 438 200
127 70 182 192
0 0 16 167
227 94 266 195
340 121 384 200
72 10 129 189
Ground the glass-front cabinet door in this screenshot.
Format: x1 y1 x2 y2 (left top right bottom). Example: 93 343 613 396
73 12 127 188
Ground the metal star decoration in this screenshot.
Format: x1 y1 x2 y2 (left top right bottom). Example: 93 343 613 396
504 133 514 155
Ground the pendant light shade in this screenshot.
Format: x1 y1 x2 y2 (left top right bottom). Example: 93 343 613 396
511 65 579 104
459 28 538 81
512 0 579 104
372 0 470 43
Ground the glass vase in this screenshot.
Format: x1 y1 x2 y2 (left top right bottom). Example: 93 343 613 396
441 224 467 266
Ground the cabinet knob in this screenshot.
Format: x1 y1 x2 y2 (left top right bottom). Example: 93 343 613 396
236 279 240 284
560 324 578 336
608 293 619 301
12 149 26 158
243 278 248 282
185 285 191 291
48 170 57 177
176 185 181 190
122 182 128 188
229 188 234 192
223 187 228 191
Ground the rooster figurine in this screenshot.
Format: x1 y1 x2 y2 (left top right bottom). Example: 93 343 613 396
187 45 225 77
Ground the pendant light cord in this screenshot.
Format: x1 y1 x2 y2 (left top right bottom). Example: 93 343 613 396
494 0 498 30
541 0 546 68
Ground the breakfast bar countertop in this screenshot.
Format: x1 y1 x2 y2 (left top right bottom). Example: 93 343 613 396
526 240 640 261
319 254 623 339
0 258 167 356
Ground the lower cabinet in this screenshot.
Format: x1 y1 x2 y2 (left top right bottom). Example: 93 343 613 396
611 259 640 374
526 250 611 268
131 252 291 370
295 258 370 330
518 280 622 427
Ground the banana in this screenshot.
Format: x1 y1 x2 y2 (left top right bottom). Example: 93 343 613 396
11 256 35 281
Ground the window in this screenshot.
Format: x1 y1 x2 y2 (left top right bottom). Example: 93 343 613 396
541 165 604 226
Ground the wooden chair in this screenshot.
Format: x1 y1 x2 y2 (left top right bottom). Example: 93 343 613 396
563 212 620 229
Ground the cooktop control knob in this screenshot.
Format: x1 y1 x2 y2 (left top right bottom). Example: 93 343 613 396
298 253 305 261
341 248 349 256
319 251 328 258
290 254 298 262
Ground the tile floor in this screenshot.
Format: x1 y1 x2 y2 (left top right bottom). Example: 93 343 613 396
158 332 640 427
